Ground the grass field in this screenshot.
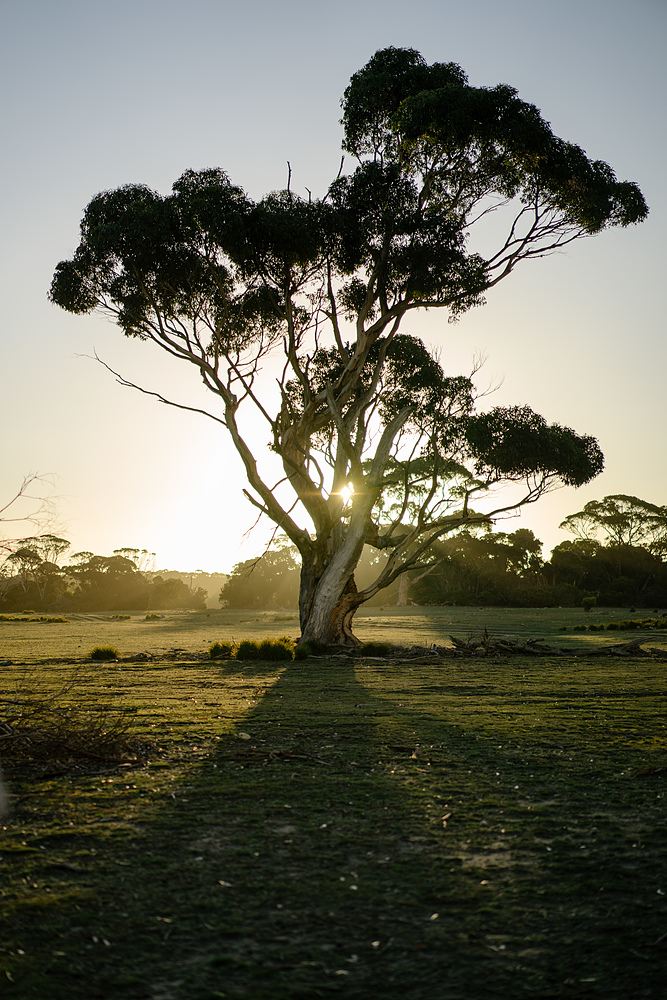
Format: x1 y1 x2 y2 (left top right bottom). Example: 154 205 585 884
2 605 667 663
1 611 666 998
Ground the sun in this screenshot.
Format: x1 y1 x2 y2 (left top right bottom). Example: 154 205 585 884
339 483 354 506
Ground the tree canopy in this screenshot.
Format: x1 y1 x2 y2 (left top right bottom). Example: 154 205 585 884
560 495 667 556
49 47 646 645
220 543 301 609
0 540 206 612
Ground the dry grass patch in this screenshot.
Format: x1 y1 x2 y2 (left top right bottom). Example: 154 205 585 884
0 668 145 770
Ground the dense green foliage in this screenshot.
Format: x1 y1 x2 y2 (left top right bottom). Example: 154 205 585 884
548 538 667 607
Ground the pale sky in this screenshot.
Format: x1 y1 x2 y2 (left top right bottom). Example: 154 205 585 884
1 0 664 573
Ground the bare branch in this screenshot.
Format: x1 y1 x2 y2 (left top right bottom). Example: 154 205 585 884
89 354 228 427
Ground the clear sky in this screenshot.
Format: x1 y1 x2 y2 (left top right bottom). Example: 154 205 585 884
1 0 664 572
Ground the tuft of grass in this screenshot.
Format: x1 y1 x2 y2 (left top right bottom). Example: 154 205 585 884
258 637 293 661
236 637 293 661
234 639 261 660
294 638 329 659
89 645 119 661
358 640 394 657
209 641 233 660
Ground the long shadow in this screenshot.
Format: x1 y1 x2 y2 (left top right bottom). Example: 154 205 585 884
6 658 666 999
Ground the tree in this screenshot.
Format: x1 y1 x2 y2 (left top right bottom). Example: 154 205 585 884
113 547 157 576
2 534 70 603
411 528 546 606
64 552 148 611
220 542 301 608
49 47 646 645
560 495 667 556
150 576 207 609
548 538 667 607
548 538 601 590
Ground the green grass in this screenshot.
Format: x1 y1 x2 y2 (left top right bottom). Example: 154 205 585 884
89 645 120 661
2 605 666 664
1 649 666 998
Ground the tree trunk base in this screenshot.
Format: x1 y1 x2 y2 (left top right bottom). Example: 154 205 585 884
299 574 364 647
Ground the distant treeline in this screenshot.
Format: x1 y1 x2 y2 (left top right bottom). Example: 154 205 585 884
3 495 666 612
0 542 217 612
219 495 667 610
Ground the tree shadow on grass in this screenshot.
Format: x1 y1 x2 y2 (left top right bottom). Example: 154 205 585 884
5 657 666 999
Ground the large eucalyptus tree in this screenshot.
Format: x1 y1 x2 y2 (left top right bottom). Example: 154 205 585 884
50 48 646 645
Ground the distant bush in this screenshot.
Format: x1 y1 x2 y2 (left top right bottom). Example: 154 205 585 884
581 596 597 613
111 614 131 620
90 645 120 661
608 617 666 631
209 641 233 660
145 613 161 620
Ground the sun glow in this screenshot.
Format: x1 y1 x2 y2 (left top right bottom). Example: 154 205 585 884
339 483 354 506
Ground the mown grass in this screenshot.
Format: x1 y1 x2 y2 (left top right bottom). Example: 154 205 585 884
1 650 666 999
